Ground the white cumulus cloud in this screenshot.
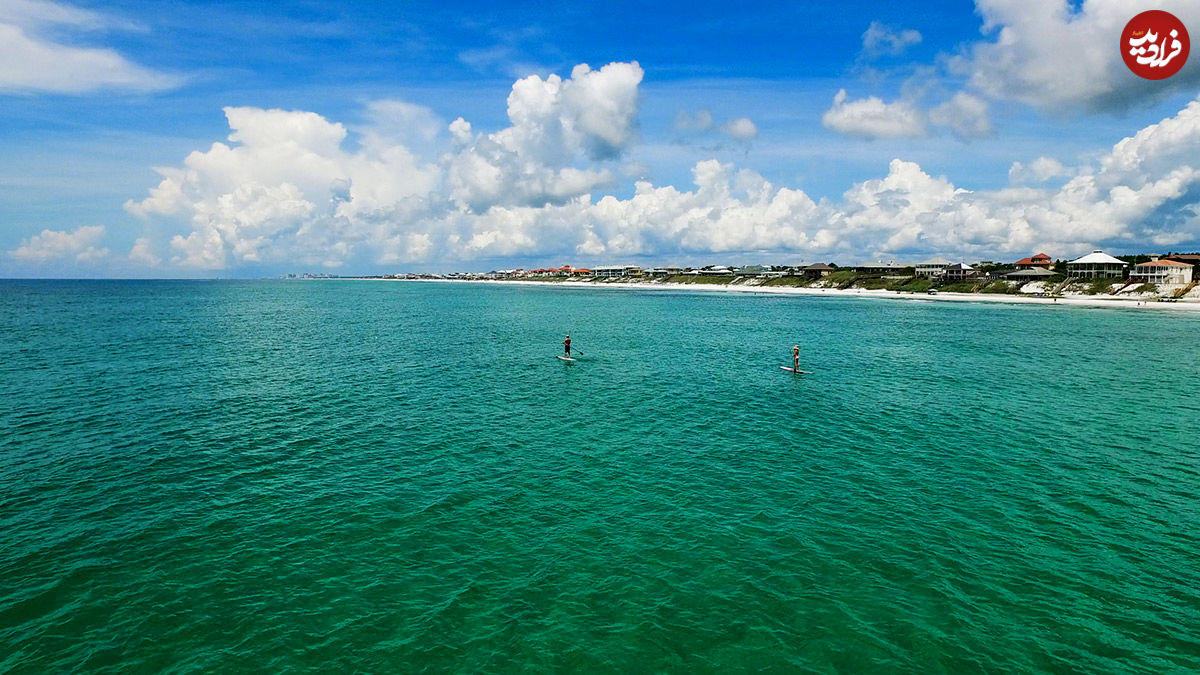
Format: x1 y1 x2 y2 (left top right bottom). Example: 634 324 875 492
1009 156 1072 184
955 0 1200 113
444 61 643 213
128 237 161 266
125 104 440 268
822 89 926 139
9 225 109 261
124 64 1200 270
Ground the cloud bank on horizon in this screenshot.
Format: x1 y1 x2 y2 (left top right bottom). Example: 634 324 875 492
5 0 1200 274
112 82 1200 270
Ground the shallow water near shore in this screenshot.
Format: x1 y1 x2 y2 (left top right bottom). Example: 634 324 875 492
2 279 1199 672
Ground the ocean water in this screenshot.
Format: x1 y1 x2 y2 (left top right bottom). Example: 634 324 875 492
2 279 1199 673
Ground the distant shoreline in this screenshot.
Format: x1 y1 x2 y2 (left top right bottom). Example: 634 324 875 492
375 277 1200 312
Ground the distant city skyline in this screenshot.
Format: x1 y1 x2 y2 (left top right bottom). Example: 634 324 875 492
4 0 1200 277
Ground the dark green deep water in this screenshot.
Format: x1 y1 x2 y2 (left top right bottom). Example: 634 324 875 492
2 279 1199 672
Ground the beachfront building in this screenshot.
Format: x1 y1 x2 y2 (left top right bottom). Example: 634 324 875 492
1067 250 1128 279
1129 259 1194 285
645 266 684 277
592 265 629 278
915 257 952 278
592 261 643 275
1014 253 1053 269
803 263 835 279
855 260 909 275
735 265 771 276
943 262 978 281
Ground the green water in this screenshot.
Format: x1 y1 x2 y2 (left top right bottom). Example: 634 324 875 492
2 279 1199 672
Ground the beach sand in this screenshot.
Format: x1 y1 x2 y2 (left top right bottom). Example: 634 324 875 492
404 278 1200 312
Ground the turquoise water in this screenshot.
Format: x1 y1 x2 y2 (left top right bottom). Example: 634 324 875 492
2 279 1199 672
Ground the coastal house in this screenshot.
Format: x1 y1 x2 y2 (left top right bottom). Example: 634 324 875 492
591 265 628 278
1067 250 1128 279
735 265 771 276
855 260 909 275
943 262 978 281
700 266 734 275
803 263 836 279
915 257 952 278
1129 258 1193 285
1014 253 1053 269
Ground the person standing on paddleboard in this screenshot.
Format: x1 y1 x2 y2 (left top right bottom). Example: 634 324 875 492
793 345 800 371
563 335 571 358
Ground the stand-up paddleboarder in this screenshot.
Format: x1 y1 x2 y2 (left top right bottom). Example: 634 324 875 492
563 335 571 358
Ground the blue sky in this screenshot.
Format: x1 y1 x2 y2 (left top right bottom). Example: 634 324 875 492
3 0 1200 276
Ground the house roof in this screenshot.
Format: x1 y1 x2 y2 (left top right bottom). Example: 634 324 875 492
1165 254 1200 264
1014 253 1053 265
805 263 836 270
1006 267 1057 277
1135 259 1191 267
918 256 953 266
946 262 974 270
1069 250 1127 265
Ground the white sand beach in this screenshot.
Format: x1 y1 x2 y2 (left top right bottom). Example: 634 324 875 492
405 278 1200 312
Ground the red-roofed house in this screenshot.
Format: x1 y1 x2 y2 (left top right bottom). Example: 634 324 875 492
1130 258 1193 285
1013 253 1053 269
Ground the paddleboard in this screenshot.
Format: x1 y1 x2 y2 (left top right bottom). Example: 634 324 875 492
557 356 576 362
781 366 812 374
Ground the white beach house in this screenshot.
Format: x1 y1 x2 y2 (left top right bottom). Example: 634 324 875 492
1067 251 1128 279
592 265 629 278
915 257 952 278
1129 259 1194 285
